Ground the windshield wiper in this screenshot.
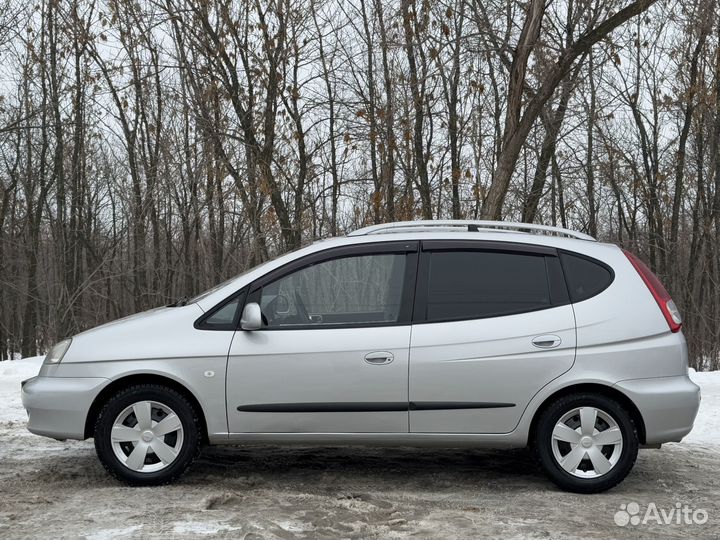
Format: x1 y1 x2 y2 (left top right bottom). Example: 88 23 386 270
168 295 189 307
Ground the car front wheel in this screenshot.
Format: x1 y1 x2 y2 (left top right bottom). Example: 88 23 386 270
94 384 202 486
533 393 639 493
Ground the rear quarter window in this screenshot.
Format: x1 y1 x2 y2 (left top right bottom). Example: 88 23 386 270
559 251 614 303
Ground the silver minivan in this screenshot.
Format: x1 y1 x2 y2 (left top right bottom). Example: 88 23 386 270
21 220 700 493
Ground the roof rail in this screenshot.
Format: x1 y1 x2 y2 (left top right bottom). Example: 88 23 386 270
348 220 596 241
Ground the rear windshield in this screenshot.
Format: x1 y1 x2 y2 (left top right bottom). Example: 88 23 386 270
559 252 614 303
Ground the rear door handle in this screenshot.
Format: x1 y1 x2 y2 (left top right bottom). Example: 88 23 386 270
531 335 562 349
364 351 394 365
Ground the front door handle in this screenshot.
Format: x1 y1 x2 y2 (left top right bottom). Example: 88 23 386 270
364 351 394 365
531 335 562 349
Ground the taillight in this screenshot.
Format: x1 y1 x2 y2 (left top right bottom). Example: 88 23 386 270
623 250 682 332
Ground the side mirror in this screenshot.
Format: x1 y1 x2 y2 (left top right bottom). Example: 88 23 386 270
240 302 263 331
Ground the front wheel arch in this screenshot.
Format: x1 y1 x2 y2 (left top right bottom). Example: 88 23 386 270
528 383 646 446
84 374 209 443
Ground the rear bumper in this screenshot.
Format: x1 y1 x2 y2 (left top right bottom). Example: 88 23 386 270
614 375 700 444
21 376 109 440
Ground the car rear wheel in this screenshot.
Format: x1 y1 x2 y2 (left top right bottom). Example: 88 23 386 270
533 393 638 493
94 384 202 486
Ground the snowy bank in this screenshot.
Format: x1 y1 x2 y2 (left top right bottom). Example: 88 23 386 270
0 356 43 423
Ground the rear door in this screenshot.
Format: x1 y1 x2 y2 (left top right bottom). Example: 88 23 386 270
226 241 418 434
409 241 576 433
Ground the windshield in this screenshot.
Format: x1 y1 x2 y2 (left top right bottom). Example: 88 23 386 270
187 257 277 304
187 274 245 304
188 243 322 305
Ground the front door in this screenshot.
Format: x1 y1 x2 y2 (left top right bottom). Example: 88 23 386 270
409 241 577 434
226 242 418 433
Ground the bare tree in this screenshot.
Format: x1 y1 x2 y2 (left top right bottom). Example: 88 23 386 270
481 0 659 219
0 0 717 369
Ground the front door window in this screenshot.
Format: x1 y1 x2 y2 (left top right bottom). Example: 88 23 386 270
258 253 406 327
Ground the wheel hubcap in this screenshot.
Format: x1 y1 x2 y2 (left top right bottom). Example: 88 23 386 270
550 406 623 478
111 400 184 473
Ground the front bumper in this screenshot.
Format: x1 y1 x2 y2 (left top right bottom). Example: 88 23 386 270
614 374 701 445
21 375 109 440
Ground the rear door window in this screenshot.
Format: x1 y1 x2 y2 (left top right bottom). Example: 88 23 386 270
423 250 552 322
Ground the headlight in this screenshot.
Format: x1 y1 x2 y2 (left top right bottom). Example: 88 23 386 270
44 339 72 364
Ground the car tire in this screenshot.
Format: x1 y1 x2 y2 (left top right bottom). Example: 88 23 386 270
94 384 202 486
533 393 638 493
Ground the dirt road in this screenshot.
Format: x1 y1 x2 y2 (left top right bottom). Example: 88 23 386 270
1 424 718 539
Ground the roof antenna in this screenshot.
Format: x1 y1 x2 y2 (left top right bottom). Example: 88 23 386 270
467 224 480 232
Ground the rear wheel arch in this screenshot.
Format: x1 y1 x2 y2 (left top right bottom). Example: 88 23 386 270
528 383 646 445
84 374 209 443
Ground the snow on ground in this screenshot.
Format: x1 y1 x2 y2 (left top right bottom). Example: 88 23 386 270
0 356 42 423
685 369 720 447
1 358 719 539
